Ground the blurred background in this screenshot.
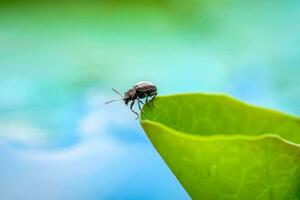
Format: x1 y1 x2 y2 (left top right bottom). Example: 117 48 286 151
0 0 299 199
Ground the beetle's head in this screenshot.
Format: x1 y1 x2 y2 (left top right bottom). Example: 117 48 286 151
124 98 130 105
123 92 129 105
124 88 136 105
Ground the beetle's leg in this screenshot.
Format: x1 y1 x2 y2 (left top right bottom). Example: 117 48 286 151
146 95 155 108
150 92 157 107
130 100 139 119
137 98 144 113
138 99 144 105
151 93 157 101
145 96 153 108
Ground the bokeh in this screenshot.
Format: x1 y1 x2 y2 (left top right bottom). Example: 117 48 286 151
0 0 299 199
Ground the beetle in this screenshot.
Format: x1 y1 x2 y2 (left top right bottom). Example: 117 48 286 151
105 81 157 118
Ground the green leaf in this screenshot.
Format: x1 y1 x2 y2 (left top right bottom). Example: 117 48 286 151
140 94 300 200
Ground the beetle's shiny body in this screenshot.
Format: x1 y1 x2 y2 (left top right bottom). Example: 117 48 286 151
106 81 157 118
124 81 157 105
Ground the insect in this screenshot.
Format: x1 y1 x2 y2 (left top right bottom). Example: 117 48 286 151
106 81 157 118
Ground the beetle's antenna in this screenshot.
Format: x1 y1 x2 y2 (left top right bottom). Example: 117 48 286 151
112 88 124 98
105 88 124 104
105 99 123 104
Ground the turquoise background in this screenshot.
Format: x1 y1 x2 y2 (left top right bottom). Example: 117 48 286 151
0 1 299 199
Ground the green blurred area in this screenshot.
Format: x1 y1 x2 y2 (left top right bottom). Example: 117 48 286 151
0 0 300 127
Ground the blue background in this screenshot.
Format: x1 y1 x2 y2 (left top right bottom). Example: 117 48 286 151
0 1 300 199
